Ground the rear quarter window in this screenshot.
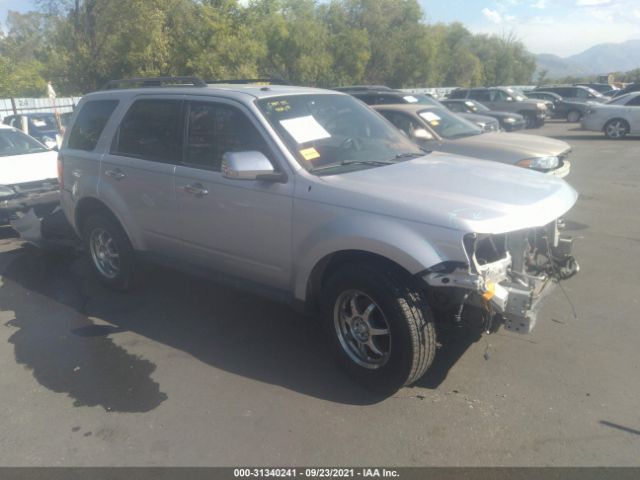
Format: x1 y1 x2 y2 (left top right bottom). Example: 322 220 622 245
68 100 119 151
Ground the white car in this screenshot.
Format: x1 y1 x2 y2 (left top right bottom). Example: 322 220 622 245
0 124 59 225
581 92 640 139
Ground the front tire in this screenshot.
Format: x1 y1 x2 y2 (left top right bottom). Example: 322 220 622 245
604 119 628 139
82 212 137 290
322 264 436 394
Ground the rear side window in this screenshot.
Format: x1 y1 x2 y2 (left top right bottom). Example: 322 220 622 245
448 89 467 99
113 99 183 163
68 100 118 151
469 90 491 101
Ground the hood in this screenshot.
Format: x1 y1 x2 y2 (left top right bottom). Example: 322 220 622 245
435 132 570 166
0 150 58 185
314 152 578 235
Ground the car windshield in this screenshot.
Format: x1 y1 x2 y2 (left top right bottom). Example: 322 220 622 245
417 108 483 139
606 93 636 105
256 94 424 175
466 100 489 112
28 115 58 130
0 129 49 156
505 88 526 101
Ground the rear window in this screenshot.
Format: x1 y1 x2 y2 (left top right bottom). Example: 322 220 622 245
112 99 183 163
68 100 119 151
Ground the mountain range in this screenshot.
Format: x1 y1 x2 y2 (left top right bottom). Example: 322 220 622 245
535 39 640 79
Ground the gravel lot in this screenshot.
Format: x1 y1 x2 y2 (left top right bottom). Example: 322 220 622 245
0 121 639 466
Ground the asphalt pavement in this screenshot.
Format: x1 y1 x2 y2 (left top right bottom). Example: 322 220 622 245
0 121 639 466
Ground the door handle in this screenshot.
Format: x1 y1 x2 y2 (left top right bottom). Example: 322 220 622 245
105 169 126 180
182 183 209 197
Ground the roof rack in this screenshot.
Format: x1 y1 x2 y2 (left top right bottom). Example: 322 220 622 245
101 76 207 90
207 78 289 86
333 85 393 92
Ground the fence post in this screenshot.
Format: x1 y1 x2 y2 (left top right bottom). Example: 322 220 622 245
10 98 18 115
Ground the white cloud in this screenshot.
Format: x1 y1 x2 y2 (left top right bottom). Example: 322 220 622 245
576 0 612 5
482 8 503 23
633 8 640 18
531 0 546 8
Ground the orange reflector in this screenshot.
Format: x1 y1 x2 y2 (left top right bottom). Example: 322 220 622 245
482 282 496 301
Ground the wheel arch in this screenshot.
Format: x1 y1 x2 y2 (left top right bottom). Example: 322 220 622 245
604 117 630 132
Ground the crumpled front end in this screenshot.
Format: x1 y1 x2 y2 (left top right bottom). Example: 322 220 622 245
0 179 60 225
423 219 579 334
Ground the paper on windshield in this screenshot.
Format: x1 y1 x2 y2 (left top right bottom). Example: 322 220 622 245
419 111 441 123
279 115 331 144
403 95 419 103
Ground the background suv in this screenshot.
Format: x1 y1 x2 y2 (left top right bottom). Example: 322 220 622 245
448 87 547 128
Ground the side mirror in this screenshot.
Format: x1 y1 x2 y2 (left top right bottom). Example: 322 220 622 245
221 151 284 182
411 128 434 141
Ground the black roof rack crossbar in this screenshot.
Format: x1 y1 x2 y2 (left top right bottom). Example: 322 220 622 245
207 78 289 86
102 76 207 90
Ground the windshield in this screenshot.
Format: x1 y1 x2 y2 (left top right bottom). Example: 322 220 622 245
28 115 58 131
256 94 424 175
606 93 635 105
505 88 526 101
466 100 489 112
417 108 483 139
0 129 49 156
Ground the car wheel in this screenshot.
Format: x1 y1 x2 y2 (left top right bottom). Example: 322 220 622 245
522 112 537 129
567 110 581 123
322 263 436 394
82 212 137 290
604 119 629 139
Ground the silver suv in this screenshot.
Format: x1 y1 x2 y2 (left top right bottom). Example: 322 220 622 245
59 77 579 394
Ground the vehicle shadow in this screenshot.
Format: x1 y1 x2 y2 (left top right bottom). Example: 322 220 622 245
0 246 397 408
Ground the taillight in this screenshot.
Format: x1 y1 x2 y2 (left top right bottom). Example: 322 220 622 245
57 153 64 189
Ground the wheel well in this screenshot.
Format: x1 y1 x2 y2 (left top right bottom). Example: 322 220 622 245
305 250 415 312
604 118 630 131
75 197 117 238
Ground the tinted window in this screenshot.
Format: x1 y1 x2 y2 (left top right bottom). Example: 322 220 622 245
445 102 465 112
68 100 119 151
469 90 491 102
575 88 589 98
0 129 48 156
627 96 640 106
113 99 182 162
185 102 270 171
376 94 404 105
448 89 468 99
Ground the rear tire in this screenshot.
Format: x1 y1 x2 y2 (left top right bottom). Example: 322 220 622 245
322 263 436 395
82 212 137 291
604 119 628 139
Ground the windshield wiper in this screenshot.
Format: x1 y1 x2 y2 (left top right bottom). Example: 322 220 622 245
310 160 394 173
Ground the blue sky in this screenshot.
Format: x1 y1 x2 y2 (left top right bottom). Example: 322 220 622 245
2 0 639 57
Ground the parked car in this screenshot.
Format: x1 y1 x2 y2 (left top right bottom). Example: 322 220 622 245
372 104 571 178
440 99 526 131
0 124 59 225
580 92 640 139
525 91 590 122
339 86 500 132
447 87 547 128
532 85 611 104
59 77 579 394
2 112 62 149
575 83 618 94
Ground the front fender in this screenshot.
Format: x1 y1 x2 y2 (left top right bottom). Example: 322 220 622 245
292 214 465 301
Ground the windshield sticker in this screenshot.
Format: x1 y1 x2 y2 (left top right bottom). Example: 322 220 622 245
32 119 48 127
299 147 320 161
403 95 419 103
267 100 291 112
279 115 331 144
419 111 441 124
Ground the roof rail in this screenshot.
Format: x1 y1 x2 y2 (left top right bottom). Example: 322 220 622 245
101 76 207 90
207 78 289 86
333 85 392 92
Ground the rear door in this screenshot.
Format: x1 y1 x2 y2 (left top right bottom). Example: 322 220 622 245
174 98 294 289
100 96 184 255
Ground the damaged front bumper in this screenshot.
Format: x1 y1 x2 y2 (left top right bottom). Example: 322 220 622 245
0 182 60 225
423 220 579 334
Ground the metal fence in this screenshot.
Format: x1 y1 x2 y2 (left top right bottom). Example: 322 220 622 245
0 97 82 121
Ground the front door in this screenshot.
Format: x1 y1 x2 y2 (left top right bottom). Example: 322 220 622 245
174 99 294 290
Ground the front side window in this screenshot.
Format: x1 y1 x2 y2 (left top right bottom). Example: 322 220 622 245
185 101 271 171
469 90 491 102
627 95 640 106
256 94 423 175
68 100 118 151
0 128 48 156
112 99 182 162
445 102 465 113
